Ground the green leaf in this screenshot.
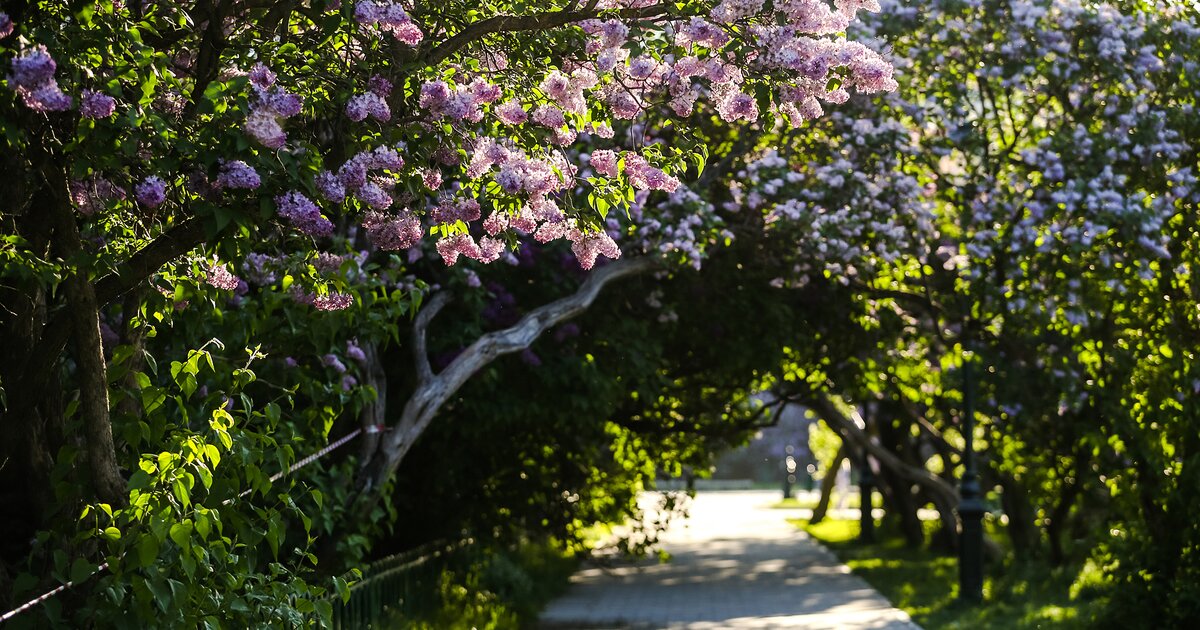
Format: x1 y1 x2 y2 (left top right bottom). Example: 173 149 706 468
169 521 193 550
69 558 96 584
136 535 160 567
102 527 122 542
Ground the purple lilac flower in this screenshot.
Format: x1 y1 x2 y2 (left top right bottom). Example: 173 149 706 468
248 63 276 89
322 354 347 373
315 170 346 203
0 13 13 39
135 176 168 208
216 160 261 190
80 90 116 118
275 191 334 237
8 45 71 111
346 339 367 363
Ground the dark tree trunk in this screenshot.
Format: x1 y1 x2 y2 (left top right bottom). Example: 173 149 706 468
997 472 1039 559
810 442 847 525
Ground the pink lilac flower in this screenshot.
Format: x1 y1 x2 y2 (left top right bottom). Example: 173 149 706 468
80 90 116 118
483 210 509 235
362 211 422 250
314 293 354 311
135 176 168 207
494 99 528 125
217 160 261 190
204 262 241 290
469 78 502 103
532 104 566 128
435 233 483 266
716 90 759 122
275 191 334 237
623 153 679 192
70 175 126 215
477 236 506 263
569 228 622 270
420 167 443 190
355 1 424 45
540 71 572 102
312 252 346 274
590 149 619 178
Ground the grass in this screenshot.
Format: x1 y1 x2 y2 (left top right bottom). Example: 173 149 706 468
795 518 1107 629
396 539 580 629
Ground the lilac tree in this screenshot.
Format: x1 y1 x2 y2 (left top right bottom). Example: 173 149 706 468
1 0 895 624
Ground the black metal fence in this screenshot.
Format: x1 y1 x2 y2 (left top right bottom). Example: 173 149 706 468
329 538 475 629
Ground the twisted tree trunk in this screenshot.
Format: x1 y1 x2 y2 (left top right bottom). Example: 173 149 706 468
351 257 655 517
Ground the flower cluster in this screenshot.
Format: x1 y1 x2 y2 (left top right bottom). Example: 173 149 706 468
243 63 303 149
318 146 405 211
204 261 241 291
354 1 423 46
362 211 422 250
135 176 168 208
80 89 116 118
275 192 334 237
346 76 392 122
216 160 262 190
70 175 126 215
7 45 71 111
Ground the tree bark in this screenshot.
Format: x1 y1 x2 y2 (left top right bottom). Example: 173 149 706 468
807 394 960 548
45 166 126 505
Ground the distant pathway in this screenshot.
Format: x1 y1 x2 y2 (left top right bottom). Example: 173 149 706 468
539 490 920 629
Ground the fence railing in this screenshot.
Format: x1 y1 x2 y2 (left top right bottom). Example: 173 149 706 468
329 537 475 629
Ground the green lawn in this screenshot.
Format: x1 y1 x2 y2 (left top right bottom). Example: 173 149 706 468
796 519 1107 629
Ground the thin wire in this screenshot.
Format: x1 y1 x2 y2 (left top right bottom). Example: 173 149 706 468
0 428 365 623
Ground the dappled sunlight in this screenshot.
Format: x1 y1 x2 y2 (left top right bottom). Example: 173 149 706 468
540 491 918 629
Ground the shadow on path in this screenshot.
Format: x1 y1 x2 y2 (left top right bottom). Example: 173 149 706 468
538 490 920 630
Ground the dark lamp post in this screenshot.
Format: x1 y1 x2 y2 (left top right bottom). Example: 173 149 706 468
783 445 796 500
958 349 985 603
859 449 876 543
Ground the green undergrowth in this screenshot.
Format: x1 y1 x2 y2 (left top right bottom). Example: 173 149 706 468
396 539 579 629
795 518 1108 629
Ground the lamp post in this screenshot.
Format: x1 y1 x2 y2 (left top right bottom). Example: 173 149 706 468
958 347 985 603
859 448 876 543
783 445 796 500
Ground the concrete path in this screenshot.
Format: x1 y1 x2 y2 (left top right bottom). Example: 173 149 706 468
539 490 920 629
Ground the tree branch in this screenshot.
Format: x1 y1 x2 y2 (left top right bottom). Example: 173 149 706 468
412 291 450 386
416 4 674 68
356 256 655 502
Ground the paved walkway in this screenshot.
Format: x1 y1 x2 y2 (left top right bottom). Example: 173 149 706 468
539 490 920 629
